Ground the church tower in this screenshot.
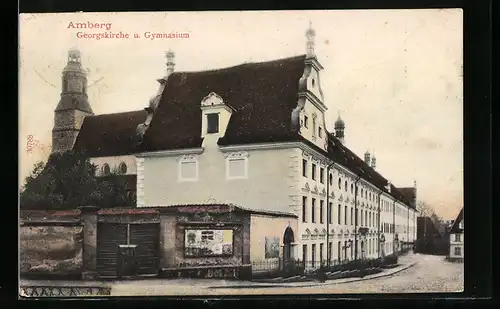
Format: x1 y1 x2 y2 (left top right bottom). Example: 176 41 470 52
52 48 94 153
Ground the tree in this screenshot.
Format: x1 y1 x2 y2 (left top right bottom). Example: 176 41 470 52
20 150 135 210
417 201 435 218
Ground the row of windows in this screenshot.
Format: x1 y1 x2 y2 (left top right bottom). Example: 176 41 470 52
301 160 383 204
179 157 247 181
301 197 379 228
301 239 381 265
100 162 127 176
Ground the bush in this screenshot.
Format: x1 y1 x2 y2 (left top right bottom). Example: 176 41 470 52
383 254 398 265
282 261 304 278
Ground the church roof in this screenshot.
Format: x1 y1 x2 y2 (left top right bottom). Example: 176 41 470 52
73 110 147 157
55 95 94 114
138 54 307 152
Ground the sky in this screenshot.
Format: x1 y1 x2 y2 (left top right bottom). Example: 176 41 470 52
18 9 463 219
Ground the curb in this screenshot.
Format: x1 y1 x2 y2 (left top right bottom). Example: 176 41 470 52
209 262 419 289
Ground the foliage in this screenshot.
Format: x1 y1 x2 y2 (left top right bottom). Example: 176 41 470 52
417 201 442 224
20 150 135 210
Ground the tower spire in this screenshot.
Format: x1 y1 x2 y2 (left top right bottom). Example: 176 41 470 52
334 112 345 145
305 21 316 58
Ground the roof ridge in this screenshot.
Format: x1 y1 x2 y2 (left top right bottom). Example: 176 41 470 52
169 54 307 76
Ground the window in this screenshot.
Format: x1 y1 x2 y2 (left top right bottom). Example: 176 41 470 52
350 207 353 225
338 178 342 189
178 158 198 181
454 234 461 242
365 210 368 226
338 204 341 224
320 168 324 183
302 197 307 223
118 162 127 174
337 242 341 261
311 198 316 223
320 243 324 264
319 127 323 138
361 211 364 226
227 157 247 179
319 200 324 223
454 247 461 256
329 173 333 185
63 79 68 92
304 115 309 128
369 213 372 227
312 118 317 136
344 180 348 192
101 163 111 176
361 189 364 197
344 205 347 225
328 202 333 223
311 244 316 267
302 159 308 177
206 113 219 133
311 164 316 180
351 183 354 194
328 242 332 262
303 244 308 262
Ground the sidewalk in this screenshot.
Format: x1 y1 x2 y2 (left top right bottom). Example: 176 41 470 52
209 255 419 289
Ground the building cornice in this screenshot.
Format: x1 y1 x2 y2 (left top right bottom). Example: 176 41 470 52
136 147 204 158
298 91 327 113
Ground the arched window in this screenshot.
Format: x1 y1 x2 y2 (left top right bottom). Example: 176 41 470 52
338 178 341 189
350 183 354 194
344 180 348 192
119 162 127 174
102 163 110 176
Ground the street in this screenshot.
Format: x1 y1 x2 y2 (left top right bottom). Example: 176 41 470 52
108 253 463 296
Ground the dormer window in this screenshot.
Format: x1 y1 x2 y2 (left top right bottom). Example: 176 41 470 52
206 113 219 134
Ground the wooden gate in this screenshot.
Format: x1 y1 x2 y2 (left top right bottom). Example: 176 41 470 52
96 222 160 279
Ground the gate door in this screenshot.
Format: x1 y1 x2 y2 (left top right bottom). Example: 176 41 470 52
129 223 160 276
96 223 127 278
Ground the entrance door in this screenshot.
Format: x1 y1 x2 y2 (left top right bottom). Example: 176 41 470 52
129 223 160 276
96 222 160 278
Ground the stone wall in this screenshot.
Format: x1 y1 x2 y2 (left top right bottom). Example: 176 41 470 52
20 224 83 276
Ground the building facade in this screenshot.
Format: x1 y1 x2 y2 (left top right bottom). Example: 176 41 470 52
54 24 419 267
448 208 464 262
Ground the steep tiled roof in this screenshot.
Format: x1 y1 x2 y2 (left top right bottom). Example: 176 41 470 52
326 133 414 207
138 55 307 152
449 208 464 233
398 187 416 202
55 95 94 114
73 110 147 157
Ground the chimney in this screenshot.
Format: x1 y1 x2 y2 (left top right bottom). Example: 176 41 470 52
386 181 392 193
166 49 175 76
371 156 377 169
364 151 371 164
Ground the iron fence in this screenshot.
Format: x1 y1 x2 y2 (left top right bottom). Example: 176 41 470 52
251 258 347 273
20 286 111 297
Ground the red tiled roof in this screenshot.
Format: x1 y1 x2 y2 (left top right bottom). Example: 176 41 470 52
74 110 147 157
139 55 307 152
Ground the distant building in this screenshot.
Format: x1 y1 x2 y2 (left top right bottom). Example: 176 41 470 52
448 208 464 262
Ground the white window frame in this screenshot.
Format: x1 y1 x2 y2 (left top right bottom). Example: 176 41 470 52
225 151 249 180
177 155 199 182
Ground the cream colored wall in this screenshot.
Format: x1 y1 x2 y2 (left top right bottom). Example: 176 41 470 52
139 145 297 213
299 97 328 151
249 215 298 262
449 233 464 258
90 155 137 176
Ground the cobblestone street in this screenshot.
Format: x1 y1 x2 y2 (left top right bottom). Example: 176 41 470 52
108 253 464 296
20 253 463 297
